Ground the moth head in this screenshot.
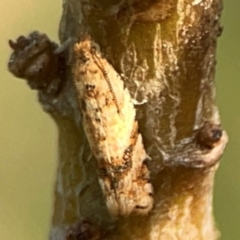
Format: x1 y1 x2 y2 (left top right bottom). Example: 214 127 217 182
74 40 91 63
74 35 101 63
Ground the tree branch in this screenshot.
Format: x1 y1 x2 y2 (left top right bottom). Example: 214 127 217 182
8 0 227 239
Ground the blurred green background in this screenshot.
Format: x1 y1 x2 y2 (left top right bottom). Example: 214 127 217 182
0 1 239 239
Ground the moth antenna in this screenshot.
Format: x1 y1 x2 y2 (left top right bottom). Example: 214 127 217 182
54 37 78 55
91 49 121 114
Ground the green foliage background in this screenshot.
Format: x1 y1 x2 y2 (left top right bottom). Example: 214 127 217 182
0 1 239 239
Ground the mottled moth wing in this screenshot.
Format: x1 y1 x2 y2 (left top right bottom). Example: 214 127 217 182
73 36 153 216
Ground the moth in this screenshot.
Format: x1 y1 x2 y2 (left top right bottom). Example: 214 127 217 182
73 36 153 216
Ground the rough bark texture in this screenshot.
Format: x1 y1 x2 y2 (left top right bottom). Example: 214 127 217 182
8 0 228 239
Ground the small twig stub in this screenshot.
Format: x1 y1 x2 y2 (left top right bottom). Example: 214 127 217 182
66 220 101 240
73 36 153 216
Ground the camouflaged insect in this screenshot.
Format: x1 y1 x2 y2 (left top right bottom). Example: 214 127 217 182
73 36 153 216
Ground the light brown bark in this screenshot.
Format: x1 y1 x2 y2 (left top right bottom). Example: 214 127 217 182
8 0 228 239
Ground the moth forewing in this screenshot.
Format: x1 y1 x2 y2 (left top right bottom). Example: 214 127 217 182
73 37 153 216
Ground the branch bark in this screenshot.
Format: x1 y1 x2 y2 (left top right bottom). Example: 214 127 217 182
8 0 228 239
